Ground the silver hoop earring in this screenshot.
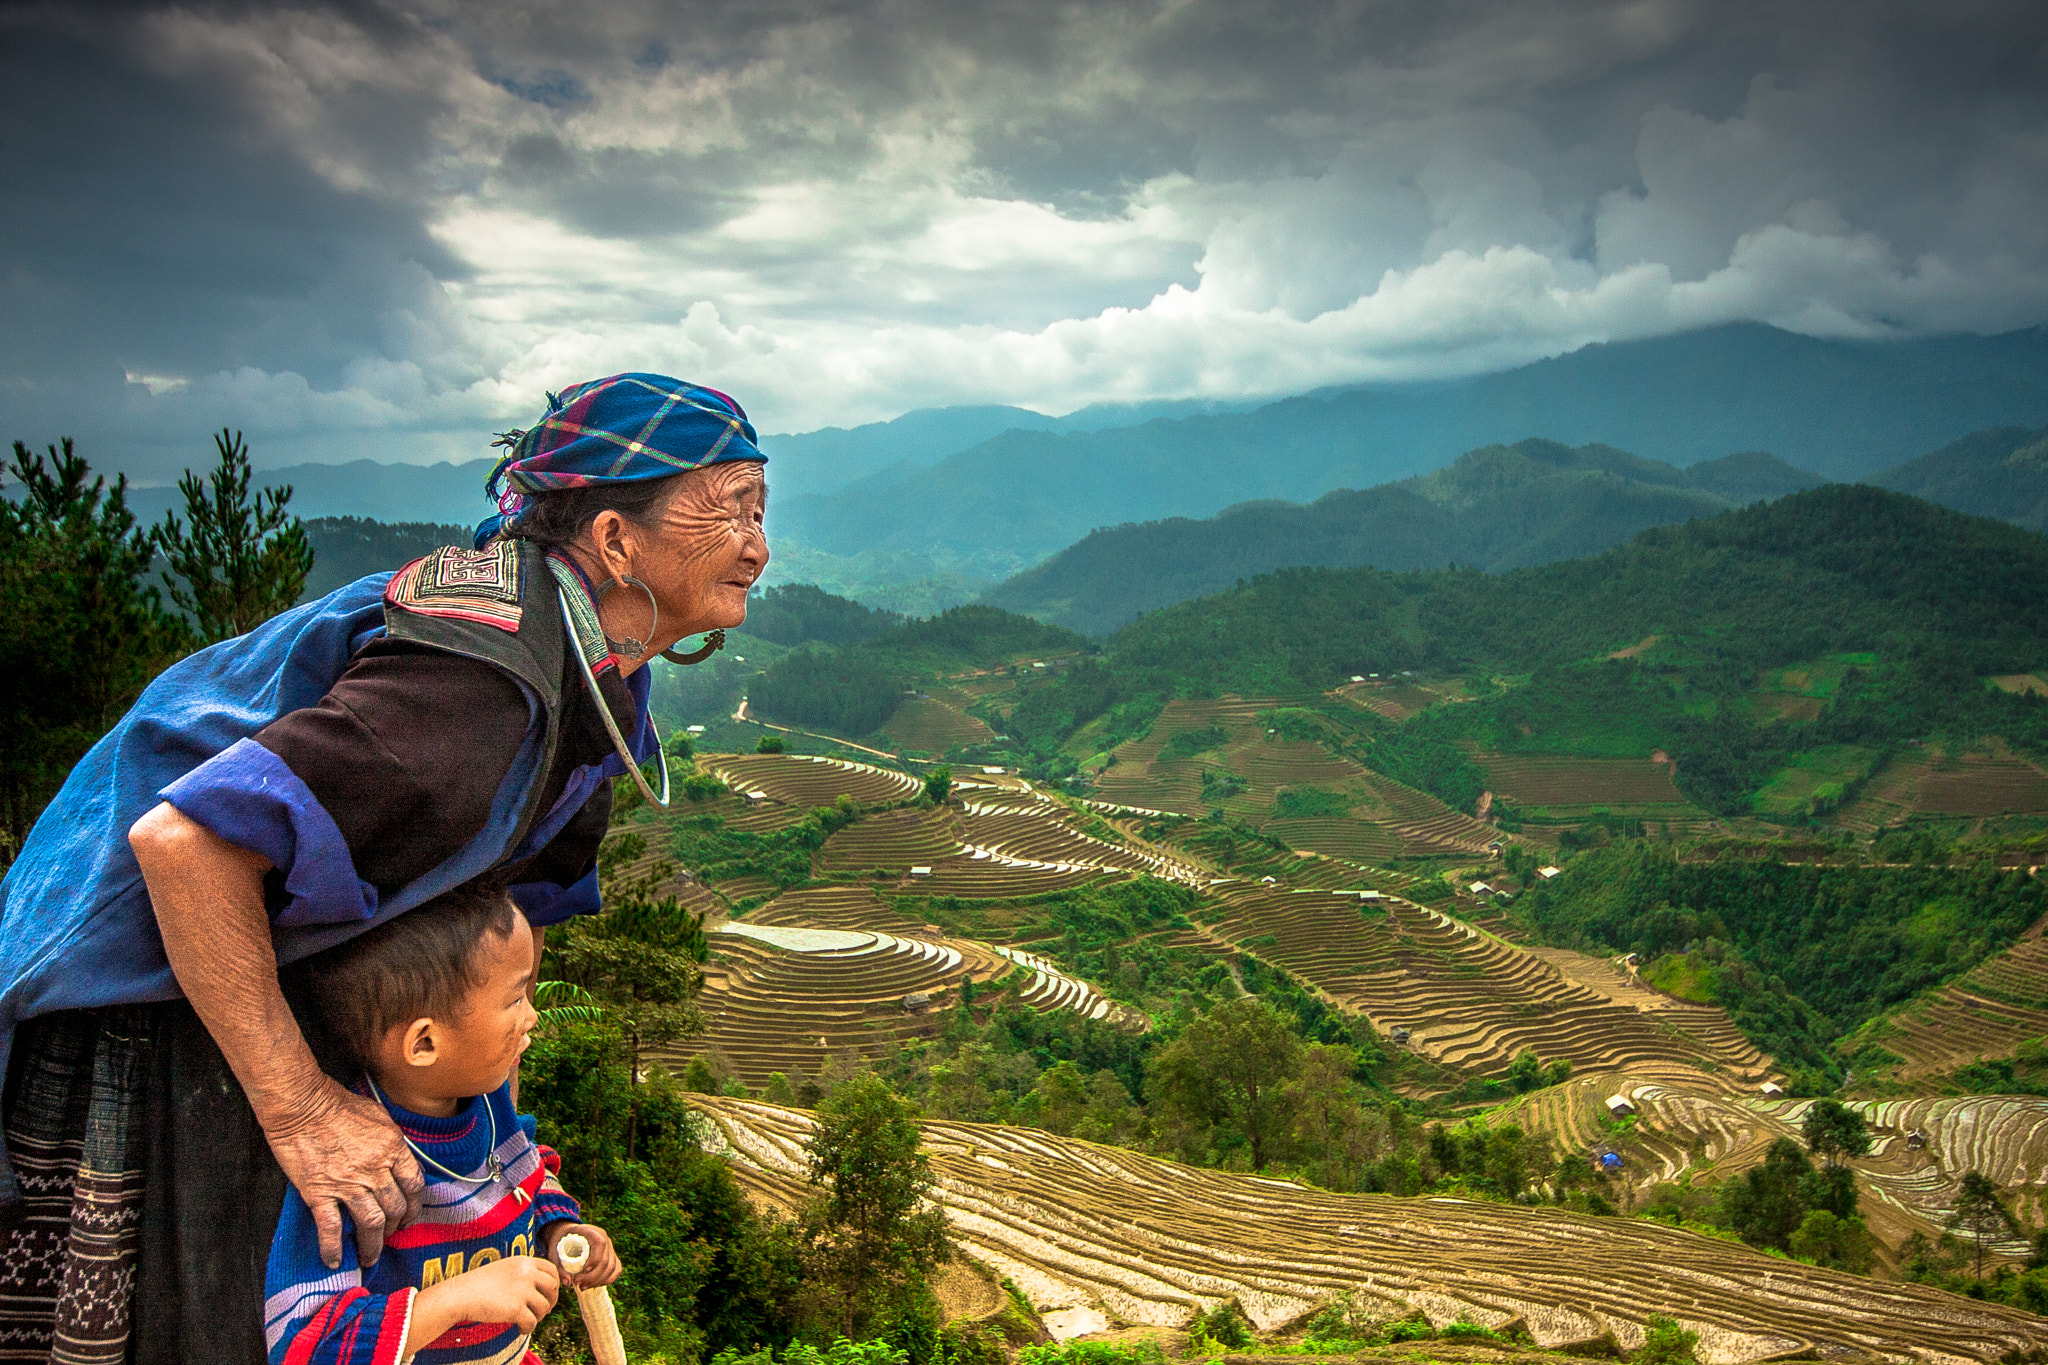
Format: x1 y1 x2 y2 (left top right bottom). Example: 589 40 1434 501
593 575 658 659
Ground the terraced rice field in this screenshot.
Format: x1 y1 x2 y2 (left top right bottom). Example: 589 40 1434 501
1491 1077 1786 1193
1091 697 1281 816
1763 1095 2048 1258
818 806 968 872
1833 746 2048 828
700 753 924 810
1332 680 1466 722
1852 928 2048 1082
1204 892 1769 1080
748 883 931 934
1475 754 1689 808
1915 752 2048 816
1500 1078 2048 1261
1201 887 1769 1083
1092 697 1495 857
958 789 1208 885
1261 817 1403 861
677 919 1130 1086
881 695 996 753
689 1097 2048 1364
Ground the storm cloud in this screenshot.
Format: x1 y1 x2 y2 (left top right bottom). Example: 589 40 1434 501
3 0 2046 481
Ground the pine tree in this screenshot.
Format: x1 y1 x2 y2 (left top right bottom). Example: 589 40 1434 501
546 828 707 1157
153 428 313 643
0 439 190 850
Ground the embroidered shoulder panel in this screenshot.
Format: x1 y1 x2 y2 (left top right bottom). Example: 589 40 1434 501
384 542 524 633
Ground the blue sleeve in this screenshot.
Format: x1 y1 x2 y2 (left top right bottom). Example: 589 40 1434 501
511 868 599 928
263 1189 415 1365
160 738 380 929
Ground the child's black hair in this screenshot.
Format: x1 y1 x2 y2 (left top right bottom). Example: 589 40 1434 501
291 878 522 1075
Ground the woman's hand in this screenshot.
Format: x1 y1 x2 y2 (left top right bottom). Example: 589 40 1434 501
544 1221 622 1287
130 801 425 1268
264 1076 425 1272
406 1256 561 1351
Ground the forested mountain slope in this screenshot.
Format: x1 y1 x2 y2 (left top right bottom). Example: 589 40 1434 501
1873 425 2048 532
984 440 1824 635
994 486 2048 816
298 516 469 600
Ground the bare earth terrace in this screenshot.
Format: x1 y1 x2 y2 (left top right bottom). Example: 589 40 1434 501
687 1096 2048 1365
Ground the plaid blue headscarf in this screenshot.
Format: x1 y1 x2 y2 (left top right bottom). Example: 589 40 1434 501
474 373 766 547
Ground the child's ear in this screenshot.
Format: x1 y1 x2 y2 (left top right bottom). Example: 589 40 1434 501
401 1017 439 1069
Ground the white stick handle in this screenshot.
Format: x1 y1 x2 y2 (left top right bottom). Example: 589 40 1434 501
556 1232 628 1365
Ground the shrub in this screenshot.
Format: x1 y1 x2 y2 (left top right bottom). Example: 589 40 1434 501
940 1324 1009 1365
1190 1301 1253 1350
1017 1340 1165 1365
759 735 787 753
1378 1316 1435 1344
713 1338 911 1365
684 771 729 802
1634 1315 1700 1365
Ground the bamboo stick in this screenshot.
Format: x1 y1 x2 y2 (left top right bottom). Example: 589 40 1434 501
556 1232 627 1365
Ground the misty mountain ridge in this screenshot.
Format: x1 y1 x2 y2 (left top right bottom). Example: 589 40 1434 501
981 439 1828 636
758 395 1264 495
771 322 2048 586
102 322 2047 605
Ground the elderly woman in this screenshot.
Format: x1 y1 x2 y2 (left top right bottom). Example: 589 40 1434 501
0 374 767 1363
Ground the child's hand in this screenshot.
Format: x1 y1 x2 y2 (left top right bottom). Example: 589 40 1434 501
545 1222 622 1288
441 1255 561 1333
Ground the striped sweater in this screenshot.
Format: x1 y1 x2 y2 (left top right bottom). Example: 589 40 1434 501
263 1082 581 1365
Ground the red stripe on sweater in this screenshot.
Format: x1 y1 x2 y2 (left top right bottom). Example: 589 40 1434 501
384 1165 547 1250
284 1287 367 1365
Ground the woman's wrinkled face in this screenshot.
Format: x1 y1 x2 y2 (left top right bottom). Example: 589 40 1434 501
608 461 769 645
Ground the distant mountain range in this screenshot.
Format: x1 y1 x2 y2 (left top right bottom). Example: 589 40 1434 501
116 322 2047 611
771 323 2048 586
1872 425 2048 533
760 396 1261 496
125 458 501 531
983 440 1829 635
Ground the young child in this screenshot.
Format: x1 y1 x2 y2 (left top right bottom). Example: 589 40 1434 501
265 880 622 1365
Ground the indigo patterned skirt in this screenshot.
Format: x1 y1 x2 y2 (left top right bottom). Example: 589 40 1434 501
0 1004 286 1364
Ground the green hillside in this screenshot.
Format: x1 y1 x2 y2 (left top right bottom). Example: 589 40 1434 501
298 516 469 600
983 439 1824 635
1873 424 2048 532
996 485 2048 814
747 605 1087 737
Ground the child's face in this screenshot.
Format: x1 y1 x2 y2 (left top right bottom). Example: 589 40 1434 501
382 909 541 1106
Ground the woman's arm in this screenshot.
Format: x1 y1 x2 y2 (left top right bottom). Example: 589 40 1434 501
129 801 424 1270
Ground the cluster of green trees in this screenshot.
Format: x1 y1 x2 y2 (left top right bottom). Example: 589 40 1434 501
744 584 905 647
0 433 316 852
1708 1102 1874 1269
748 606 1086 738
529 839 968 1363
298 515 471 599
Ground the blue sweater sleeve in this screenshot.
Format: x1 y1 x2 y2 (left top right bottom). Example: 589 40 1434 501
263 1190 415 1365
